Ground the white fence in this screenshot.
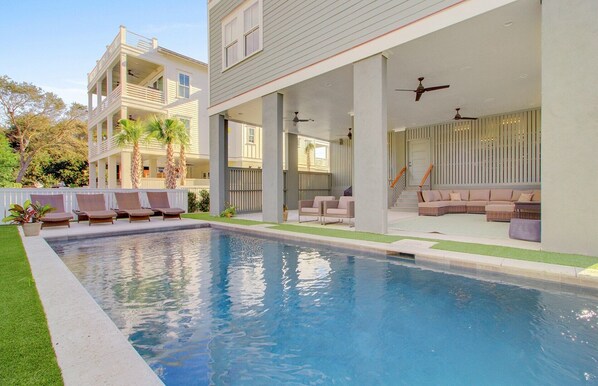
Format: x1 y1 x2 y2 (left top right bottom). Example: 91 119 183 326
0 188 188 218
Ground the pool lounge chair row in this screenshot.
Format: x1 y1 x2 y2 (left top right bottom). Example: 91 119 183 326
298 195 355 225
30 192 185 228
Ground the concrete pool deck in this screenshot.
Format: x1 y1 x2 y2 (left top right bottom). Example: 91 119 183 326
19 217 598 384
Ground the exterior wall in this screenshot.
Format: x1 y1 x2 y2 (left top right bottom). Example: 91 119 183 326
330 140 353 198
541 1 598 256
404 108 541 188
388 131 406 181
209 0 461 106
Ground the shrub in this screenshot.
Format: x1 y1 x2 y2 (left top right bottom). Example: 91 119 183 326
188 191 200 213
220 204 236 218
198 190 210 212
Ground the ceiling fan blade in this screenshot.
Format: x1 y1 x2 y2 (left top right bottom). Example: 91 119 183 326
423 85 450 92
395 89 416 92
415 92 423 102
297 119 309 122
460 117 478 120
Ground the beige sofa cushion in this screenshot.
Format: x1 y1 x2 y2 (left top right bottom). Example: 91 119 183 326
422 191 436 202
439 190 451 200
450 192 462 201
511 190 533 201
301 207 320 214
467 200 489 207
518 193 533 202
453 190 470 201
532 190 541 202
313 196 335 208
338 196 354 209
470 189 490 201
490 189 513 201
327 208 348 215
418 201 448 208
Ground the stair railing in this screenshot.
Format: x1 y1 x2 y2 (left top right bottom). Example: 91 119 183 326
418 164 434 196
388 166 407 208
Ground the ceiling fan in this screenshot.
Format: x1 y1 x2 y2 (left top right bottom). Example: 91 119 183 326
453 108 478 120
395 77 450 101
127 69 140 78
335 127 352 145
289 111 314 123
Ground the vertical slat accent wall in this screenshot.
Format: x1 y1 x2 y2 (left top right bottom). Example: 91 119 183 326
406 108 541 187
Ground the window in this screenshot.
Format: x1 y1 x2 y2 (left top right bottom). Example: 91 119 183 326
315 146 327 160
178 73 190 98
247 127 255 143
222 0 262 70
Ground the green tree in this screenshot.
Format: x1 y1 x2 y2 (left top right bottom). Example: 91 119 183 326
0 75 86 183
146 116 187 189
178 129 190 187
114 118 146 189
0 132 18 186
304 141 316 171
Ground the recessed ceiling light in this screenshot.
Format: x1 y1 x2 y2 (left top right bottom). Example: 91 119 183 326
504 21 513 27
519 73 528 79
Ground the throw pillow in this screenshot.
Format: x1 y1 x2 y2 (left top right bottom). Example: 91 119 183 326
518 193 533 202
450 192 461 201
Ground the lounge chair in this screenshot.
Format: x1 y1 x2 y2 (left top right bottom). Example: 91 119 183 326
322 196 355 226
30 194 73 228
298 195 335 223
75 194 117 225
146 192 185 220
114 192 154 222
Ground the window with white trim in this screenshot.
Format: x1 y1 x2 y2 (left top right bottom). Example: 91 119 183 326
222 0 262 70
178 73 190 98
315 145 327 160
247 127 255 143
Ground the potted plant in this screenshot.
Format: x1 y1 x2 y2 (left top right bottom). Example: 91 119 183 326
283 204 288 222
2 200 54 237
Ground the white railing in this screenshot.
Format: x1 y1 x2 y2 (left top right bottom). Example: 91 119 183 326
88 33 121 84
140 178 209 189
89 85 122 121
0 188 188 218
125 83 164 104
125 30 154 51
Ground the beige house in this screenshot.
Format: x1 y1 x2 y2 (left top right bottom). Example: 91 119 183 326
87 26 209 189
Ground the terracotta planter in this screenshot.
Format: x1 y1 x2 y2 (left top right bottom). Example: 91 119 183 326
22 222 42 237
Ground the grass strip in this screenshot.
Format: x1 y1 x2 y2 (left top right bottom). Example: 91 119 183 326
269 224 404 243
432 240 598 269
182 212 265 226
0 226 63 385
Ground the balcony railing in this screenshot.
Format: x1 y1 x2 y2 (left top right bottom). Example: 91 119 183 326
88 27 155 85
89 83 164 122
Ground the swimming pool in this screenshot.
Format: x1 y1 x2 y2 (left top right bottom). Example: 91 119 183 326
51 229 598 385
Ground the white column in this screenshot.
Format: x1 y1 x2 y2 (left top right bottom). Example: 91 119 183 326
108 156 117 188
88 162 97 188
120 152 132 189
149 158 158 178
353 54 388 234
262 93 284 223
120 53 127 97
107 114 113 139
209 114 228 216
107 67 113 95
286 133 299 210
98 159 106 189
96 80 102 111
541 1 598 255
88 92 93 117
96 123 102 152
121 106 128 121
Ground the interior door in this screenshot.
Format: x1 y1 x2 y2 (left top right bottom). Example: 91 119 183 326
408 139 430 186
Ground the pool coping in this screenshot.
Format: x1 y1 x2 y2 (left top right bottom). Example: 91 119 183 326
19 220 598 384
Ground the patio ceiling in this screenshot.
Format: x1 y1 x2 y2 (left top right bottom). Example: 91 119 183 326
226 0 540 141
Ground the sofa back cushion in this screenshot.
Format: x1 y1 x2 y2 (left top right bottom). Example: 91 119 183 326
449 192 462 201
439 190 451 201
518 193 533 202
452 190 470 201
470 189 490 201
432 190 442 201
511 190 533 201
422 191 435 202
338 196 354 209
313 196 335 208
532 190 541 202
490 189 513 201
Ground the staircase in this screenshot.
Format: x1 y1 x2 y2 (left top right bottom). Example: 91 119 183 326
392 190 419 212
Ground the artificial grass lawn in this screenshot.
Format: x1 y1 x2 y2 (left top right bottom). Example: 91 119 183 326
182 212 265 226
0 226 63 385
268 224 598 269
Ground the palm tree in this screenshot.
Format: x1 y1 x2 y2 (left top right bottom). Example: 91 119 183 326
178 129 190 187
114 118 145 189
304 141 316 171
146 116 187 189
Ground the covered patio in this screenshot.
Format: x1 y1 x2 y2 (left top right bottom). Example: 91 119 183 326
208 0 598 256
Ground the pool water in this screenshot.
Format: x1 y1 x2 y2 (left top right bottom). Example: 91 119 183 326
51 229 598 385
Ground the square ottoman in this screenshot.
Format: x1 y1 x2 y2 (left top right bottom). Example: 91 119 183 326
509 218 541 242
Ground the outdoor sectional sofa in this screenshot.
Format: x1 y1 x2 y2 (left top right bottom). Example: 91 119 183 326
417 188 541 221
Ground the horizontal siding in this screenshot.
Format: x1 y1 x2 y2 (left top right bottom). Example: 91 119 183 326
209 0 461 106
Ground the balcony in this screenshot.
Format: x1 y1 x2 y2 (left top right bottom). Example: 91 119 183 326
89 83 164 122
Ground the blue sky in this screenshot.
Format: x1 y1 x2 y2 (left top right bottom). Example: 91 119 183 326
0 0 208 106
